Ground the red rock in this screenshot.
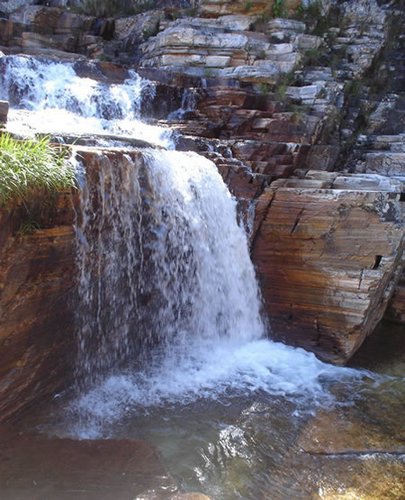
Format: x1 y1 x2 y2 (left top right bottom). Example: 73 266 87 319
251 176 405 364
0 193 76 423
0 432 178 499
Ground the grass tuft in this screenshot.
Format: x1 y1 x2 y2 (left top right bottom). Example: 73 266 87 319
0 133 76 206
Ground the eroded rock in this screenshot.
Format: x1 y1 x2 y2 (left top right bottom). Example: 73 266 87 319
0 194 76 423
251 172 405 364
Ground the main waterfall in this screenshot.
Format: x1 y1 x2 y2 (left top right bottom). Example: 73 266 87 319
74 146 347 428
0 53 358 429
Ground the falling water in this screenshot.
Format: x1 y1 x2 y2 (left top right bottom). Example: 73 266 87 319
73 147 363 432
0 53 364 429
0 54 171 146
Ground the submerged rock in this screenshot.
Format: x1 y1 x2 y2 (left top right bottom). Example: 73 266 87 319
0 431 178 499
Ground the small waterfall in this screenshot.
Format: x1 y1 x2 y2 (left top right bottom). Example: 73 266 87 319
168 88 198 120
0 54 171 147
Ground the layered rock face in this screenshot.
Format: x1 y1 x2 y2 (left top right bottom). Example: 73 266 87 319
199 0 300 17
252 172 404 363
0 194 76 422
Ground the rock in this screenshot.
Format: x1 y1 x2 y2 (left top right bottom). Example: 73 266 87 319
361 152 405 177
171 495 212 500
0 100 8 124
3 5 97 55
349 319 405 377
0 433 178 499
199 0 301 17
297 409 405 455
251 172 405 364
139 16 308 82
0 194 76 423
114 9 163 47
385 267 405 324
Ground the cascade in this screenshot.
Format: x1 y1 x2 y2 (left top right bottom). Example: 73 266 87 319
0 53 360 427
0 54 170 147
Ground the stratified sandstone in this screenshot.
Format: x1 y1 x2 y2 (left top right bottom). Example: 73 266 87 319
0 194 76 422
199 0 301 17
252 172 404 364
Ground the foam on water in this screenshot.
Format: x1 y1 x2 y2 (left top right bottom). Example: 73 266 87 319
0 54 172 147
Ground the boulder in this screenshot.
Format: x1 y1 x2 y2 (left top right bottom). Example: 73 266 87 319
251 172 405 364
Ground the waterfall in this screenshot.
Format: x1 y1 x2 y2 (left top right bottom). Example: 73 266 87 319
73 148 356 431
0 54 171 147
0 53 360 430
74 148 264 387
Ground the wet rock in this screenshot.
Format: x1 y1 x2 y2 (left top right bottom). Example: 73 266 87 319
0 433 178 499
0 194 76 423
171 495 212 500
251 172 405 364
0 100 8 124
297 409 405 455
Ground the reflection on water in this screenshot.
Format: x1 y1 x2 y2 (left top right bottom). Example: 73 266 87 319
17 321 404 500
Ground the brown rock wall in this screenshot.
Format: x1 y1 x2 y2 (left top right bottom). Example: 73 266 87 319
252 176 404 364
199 0 301 17
0 194 76 422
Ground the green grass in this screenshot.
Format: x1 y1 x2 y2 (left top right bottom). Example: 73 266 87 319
0 133 76 206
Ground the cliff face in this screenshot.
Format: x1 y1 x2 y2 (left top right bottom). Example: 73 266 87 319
0 195 76 422
252 173 404 363
0 0 404 419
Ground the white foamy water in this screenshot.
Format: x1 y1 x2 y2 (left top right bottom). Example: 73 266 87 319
0 54 172 147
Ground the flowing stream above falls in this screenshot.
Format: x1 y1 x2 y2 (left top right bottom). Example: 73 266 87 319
2 52 404 499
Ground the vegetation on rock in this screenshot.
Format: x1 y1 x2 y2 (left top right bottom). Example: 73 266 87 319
0 133 76 205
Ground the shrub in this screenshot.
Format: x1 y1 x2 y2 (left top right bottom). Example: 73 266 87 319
0 133 76 206
272 0 286 18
